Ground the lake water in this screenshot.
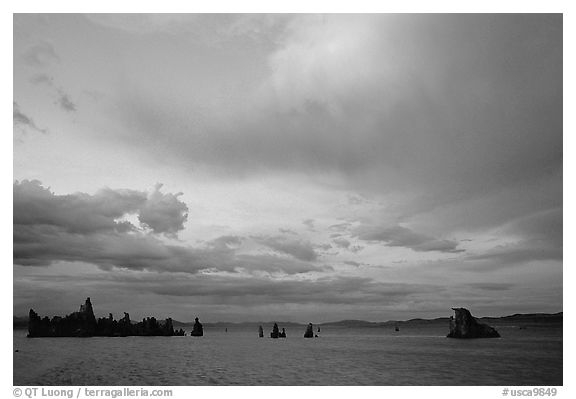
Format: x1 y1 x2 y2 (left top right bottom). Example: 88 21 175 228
13 324 562 386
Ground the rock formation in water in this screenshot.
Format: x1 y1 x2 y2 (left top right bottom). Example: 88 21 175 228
447 308 500 339
270 323 280 338
27 298 186 338
258 325 264 338
279 328 287 338
190 317 204 337
304 323 314 338
29 297 97 337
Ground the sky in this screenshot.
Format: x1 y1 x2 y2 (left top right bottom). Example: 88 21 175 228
13 14 562 323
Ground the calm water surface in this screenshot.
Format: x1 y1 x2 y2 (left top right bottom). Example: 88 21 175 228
13 325 562 386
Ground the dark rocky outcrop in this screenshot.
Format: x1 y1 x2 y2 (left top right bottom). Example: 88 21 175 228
279 328 286 338
29 297 97 337
258 325 264 338
270 323 280 338
27 298 186 338
304 323 314 338
190 317 204 337
447 308 500 339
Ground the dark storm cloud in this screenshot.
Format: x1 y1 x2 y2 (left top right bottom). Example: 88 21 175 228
14 180 188 236
13 181 324 275
254 235 319 262
13 102 47 134
353 224 462 253
14 180 147 234
21 41 60 67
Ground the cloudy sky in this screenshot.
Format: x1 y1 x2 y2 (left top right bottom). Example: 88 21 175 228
13 14 562 322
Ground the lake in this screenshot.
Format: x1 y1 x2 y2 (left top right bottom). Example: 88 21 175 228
13 324 562 386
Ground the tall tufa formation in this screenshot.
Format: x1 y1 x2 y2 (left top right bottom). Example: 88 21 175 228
304 323 314 338
447 308 500 339
190 317 204 337
258 325 264 338
28 297 97 337
270 323 280 338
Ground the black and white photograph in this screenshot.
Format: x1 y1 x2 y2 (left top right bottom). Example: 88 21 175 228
10 6 566 391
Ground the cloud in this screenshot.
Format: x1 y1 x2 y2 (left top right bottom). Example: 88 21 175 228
14 180 147 234
465 208 562 266
13 102 47 134
466 242 561 265
315 243 332 251
14 178 188 240
254 235 319 262
13 226 327 275
206 235 244 250
332 237 351 249
329 223 352 233
57 90 77 112
353 224 462 253
138 183 188 237
14 226 325 275
233 254 330 274
26 72 78 113
29 73 54 86
344 261 361 268
302 219 315 230
21 41 60 67
503 208 562 247
467 283 514 291
331 237 364 253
